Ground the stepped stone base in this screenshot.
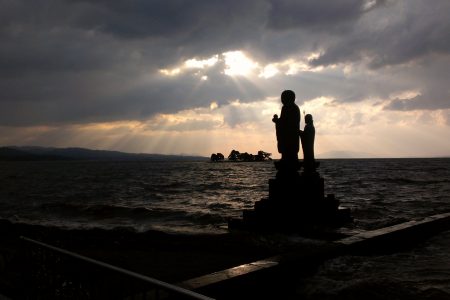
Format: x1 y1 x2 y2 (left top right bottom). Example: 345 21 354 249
228 165 352 233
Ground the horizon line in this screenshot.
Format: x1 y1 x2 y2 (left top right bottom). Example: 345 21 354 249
2 145 449 160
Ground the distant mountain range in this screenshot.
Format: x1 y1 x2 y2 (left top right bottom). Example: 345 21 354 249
0 146 208 161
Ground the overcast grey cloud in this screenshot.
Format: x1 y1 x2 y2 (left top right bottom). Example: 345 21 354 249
0 0 450 128
309 1 450 69
267 0 385 30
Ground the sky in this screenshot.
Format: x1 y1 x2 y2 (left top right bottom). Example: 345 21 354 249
1 0 450 158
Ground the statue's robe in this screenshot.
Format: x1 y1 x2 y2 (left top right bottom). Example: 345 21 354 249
300 123 315 171
276 103 300 160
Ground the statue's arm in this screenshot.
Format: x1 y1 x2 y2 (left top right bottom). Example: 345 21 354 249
272 114 279 123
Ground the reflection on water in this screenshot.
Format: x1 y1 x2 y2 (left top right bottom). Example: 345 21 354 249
1 158 449 233
0 159 450 233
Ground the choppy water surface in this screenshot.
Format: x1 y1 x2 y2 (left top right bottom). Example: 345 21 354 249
0 158 449 297
0 160 275 232
297 230 450 299
1 158 449 233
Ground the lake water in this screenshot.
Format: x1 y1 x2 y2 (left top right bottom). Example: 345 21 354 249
0 158 449 297
1 158 449 234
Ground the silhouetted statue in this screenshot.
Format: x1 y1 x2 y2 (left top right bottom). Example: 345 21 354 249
272 90 300 169
300 114 316 173
229 108 352 232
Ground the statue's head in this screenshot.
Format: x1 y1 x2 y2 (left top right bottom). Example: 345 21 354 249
305 114 313 124
281 90 295 105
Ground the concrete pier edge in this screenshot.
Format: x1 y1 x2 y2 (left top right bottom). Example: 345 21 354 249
179 212 450 292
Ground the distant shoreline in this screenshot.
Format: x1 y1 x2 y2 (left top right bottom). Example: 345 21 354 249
0 146 208 162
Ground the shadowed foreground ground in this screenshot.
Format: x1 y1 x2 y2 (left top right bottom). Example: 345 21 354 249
1 219 449 299
0 219 334 299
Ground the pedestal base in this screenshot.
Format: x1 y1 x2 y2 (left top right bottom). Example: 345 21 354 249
228 167 352 233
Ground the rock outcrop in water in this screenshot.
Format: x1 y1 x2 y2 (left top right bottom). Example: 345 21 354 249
210 153 225 161
210 150 272 162
228 150 272 162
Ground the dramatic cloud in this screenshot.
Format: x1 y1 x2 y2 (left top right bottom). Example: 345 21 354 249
1 0 449 156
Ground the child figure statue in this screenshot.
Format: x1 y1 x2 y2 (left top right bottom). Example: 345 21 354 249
299 114 316 173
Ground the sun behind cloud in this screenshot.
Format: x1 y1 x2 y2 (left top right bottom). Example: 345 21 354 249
222 51 259 77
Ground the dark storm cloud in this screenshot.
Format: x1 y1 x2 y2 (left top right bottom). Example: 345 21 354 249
267 0 385 30
385 97 450 112
0 0 270 73
310 0 450 69
0 0 265 126
385 77 450 111
1 0 376 75
69 0 268 40
0 0 449 127
383 54 450 111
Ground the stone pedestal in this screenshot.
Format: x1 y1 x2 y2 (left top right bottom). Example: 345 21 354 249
228 162 352 233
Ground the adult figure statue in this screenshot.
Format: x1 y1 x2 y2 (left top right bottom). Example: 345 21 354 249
300 114 316 173
272 90 300 169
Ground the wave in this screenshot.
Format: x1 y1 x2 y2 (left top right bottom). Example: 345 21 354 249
185 211 227 225
207 202 232 209
378 177 450 185
39 203 153 218
37 202 228 225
